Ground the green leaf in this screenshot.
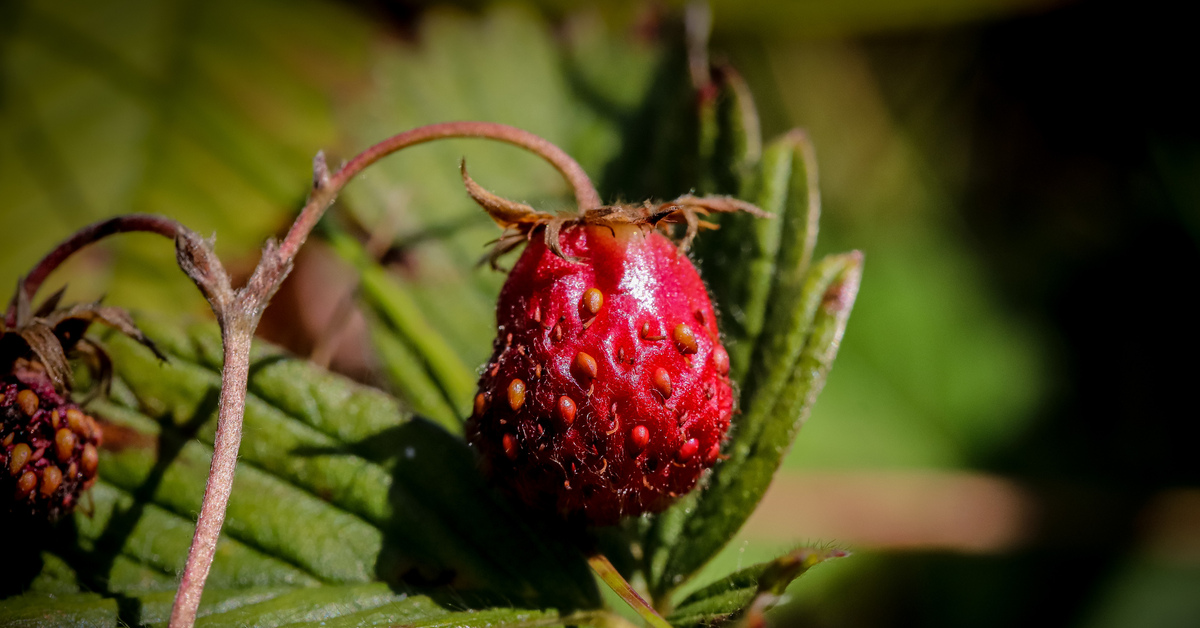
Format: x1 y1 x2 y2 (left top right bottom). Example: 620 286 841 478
666 547 847 627
651 242 862 596
698 67 763 196
368 317 462 431
694 132 816 384
0 592 118 628
122 586 297 627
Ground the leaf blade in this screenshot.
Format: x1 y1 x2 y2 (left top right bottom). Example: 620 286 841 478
654 252 863 597
666 547 847 627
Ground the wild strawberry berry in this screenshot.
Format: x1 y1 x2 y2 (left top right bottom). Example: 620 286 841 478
1 288 162 521
460 165 765 525
1 368 102 521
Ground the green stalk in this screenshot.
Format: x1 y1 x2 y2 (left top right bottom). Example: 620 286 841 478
588 553 674 628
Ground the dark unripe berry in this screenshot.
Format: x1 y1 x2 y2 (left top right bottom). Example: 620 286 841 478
2 372 102 521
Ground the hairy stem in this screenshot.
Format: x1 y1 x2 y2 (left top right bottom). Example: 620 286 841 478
169 318 253 627
588 553 674 628
4 214 180 326
168 122 599 627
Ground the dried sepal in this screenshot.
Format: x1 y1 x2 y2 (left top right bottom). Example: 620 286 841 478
654 195 773 253
43 301 166 361
461 160 554 228
13 322 73 391
2 288 165 394
33 286 67 317
459 169 772 265
542 215 580 264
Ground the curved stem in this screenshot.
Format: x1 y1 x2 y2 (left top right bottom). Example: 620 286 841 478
277 121 601 265
4 214 180 326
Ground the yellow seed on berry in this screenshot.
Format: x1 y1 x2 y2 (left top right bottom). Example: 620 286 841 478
652 368 672 399
557 396 577 427
507 379 526 410
712 346 730 375
9 443 31 475
40 466 63 496
673 323 698 354
66 408 86 435
502 433 519 460
16 471 37 498
84 415 100 441
17 389 39 416
56 429 77 462
81 443 99 477
581 288 603 316
573 351 598 381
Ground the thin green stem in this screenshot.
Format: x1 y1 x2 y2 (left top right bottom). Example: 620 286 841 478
588 553 674 628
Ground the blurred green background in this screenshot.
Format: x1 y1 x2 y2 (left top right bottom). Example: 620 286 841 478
2 0 1197 626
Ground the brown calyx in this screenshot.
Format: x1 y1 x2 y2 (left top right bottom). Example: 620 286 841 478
460 160 770 267
1 284 164 395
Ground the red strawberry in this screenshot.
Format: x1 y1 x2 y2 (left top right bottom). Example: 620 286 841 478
462 169 762 525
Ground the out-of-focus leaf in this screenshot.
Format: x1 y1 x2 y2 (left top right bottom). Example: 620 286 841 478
1079 559 1200 628
667 547 847 627
706 0 1061 38
369 317 462 430
325 227 474 430
762 41 1048 471
0 0 372 314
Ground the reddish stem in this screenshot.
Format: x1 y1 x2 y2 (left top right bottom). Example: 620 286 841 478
278 121 601 264
4 214 180 326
